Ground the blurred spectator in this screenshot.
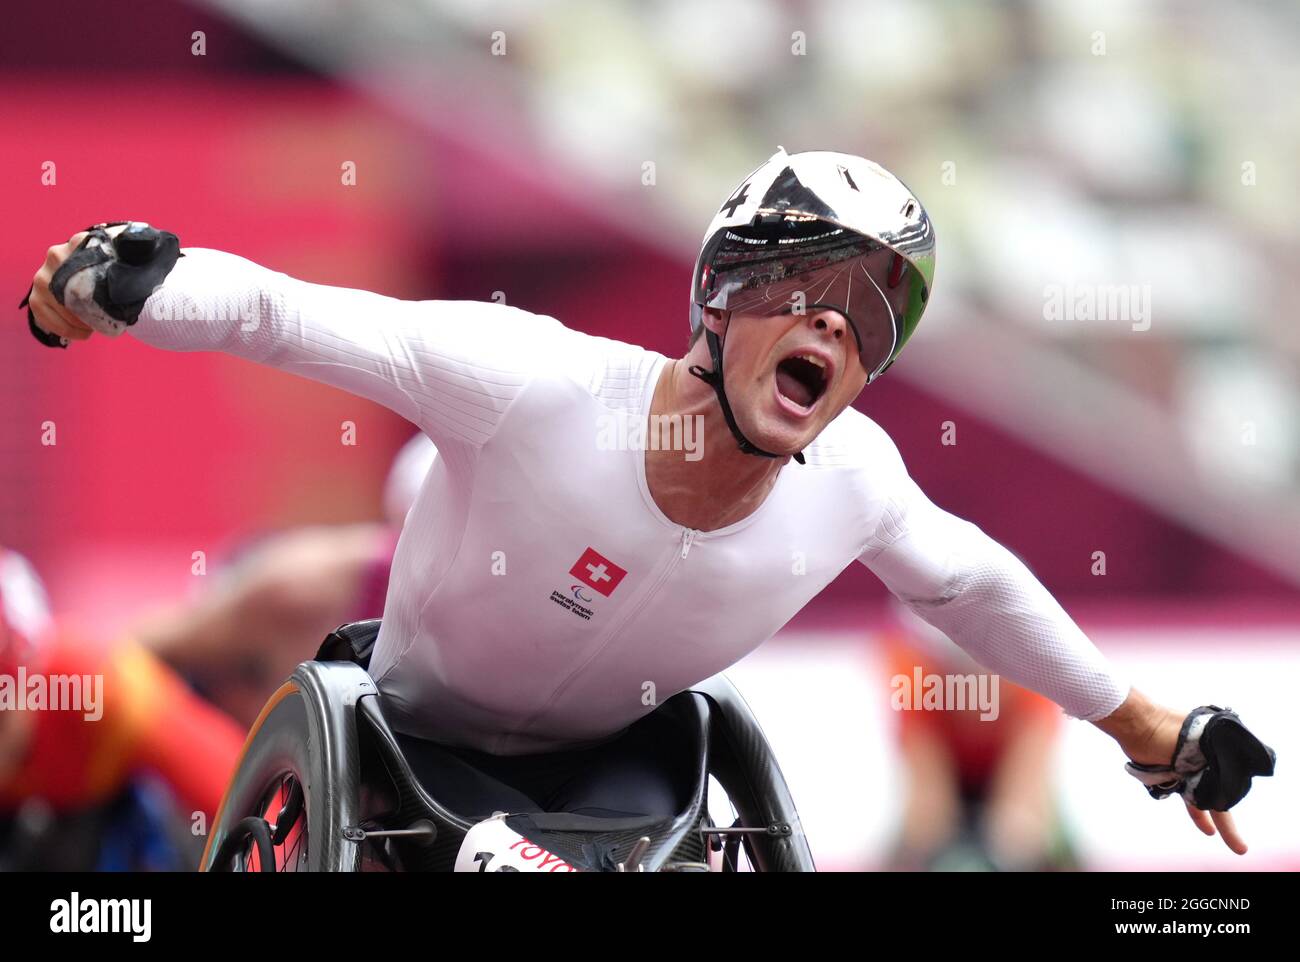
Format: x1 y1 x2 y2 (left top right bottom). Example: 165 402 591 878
883 602 1076 872
130 434 437 728
1 548 243 871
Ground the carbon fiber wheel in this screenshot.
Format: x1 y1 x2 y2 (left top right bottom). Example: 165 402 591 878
201 679 361 871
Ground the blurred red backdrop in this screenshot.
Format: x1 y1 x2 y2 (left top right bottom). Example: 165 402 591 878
0 2 1294 640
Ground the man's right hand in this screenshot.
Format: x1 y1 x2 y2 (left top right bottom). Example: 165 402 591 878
26 223 183 347
27 230 98 344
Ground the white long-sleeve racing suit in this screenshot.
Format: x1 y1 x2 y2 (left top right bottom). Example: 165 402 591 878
132 249 1130 754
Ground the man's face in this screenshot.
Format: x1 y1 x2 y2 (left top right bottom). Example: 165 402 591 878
704 306 871 456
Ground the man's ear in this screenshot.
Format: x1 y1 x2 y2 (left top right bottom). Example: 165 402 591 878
701 306 729 336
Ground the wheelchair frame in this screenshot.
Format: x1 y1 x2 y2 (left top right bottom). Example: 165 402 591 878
201 623 816 873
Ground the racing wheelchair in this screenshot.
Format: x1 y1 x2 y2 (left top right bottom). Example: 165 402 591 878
200 620 816 872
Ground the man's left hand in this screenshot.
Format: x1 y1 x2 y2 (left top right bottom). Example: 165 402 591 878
1094 692 1276 855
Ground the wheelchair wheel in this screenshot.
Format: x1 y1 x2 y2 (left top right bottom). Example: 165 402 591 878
201 678 361 872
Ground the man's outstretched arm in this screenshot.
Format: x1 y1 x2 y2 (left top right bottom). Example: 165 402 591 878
862 476 1131 723
861 474 1270 854
26 226 570 455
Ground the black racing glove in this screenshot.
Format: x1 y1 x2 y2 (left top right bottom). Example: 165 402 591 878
21 221 182 348
1125 705 1276 811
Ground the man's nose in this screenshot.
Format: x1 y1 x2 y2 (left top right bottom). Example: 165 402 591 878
806 308 851 344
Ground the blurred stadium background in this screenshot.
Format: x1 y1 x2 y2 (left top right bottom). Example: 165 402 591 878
1 0 1296 870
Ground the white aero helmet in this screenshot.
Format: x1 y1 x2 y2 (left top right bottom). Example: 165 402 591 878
690 147 935 385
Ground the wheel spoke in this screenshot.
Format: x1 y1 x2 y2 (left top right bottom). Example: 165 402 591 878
220 772 310 872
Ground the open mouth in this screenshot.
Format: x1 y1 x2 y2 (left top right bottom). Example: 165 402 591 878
774 352 830 412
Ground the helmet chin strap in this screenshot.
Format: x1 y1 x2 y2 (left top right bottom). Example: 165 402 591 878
687 327 806 466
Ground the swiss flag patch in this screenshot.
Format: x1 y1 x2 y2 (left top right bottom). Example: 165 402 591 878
569 547 628 598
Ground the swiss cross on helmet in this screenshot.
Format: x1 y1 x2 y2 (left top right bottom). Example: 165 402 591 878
687 148 936 462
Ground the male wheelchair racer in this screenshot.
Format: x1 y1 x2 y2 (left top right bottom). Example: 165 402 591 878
200 620 816 872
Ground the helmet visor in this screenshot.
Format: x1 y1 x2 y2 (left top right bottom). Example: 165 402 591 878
697 224 926 381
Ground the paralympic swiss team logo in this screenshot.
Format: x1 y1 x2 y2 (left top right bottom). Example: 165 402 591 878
569 547 627 597
550 547 628 621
